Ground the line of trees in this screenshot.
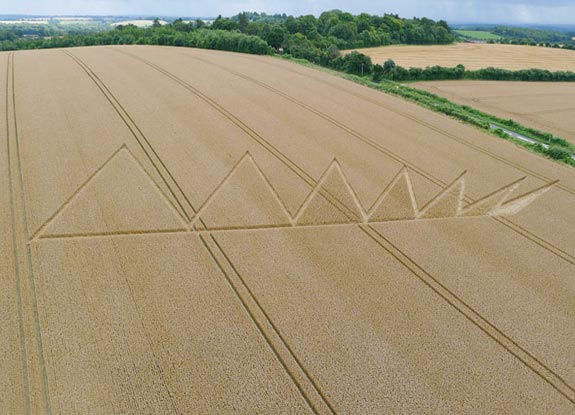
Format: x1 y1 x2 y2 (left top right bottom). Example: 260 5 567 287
1 10 456 57
0 23 272 54
366 59 575 82
491 26 575 44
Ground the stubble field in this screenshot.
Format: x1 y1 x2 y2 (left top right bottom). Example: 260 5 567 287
412 80 575 142
2 45 575 414
354 42 575 71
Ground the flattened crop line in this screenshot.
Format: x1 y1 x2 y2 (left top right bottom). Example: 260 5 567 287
359 224 575 406
111 48 359 222
179 52 446 191
241 54 575 197
62 50 195 222
77 49 574 410
5 51 31 415
67 47 335 413
198 234 335 415
180 52 575 266
113 48 575 266
9 51 52 415
494 217 575 266
30 144 127 240
209 234 337 414
37 228 190 241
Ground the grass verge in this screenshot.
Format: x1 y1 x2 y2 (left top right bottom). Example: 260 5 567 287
279 54 575 168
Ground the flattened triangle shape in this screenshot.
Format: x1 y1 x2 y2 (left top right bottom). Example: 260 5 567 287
369 168 417 222
418 172 466 219
296 161 363 225
461 177 525 217
195 153 291 230
491 180 558 217
42 147 186 237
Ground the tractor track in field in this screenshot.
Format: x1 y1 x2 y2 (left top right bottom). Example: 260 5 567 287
106 47 575 406
64 49 337 415
6 51 52 415
147 48 575 267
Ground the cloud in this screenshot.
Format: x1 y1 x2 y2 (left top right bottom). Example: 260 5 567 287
1 0 574 24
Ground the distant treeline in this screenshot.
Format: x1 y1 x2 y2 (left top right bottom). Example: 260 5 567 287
0 10 455 55
0 23 272 54
0 22 108 43
0 24 55 41
365 58 575 82
495 38 575 50
492 26 575 44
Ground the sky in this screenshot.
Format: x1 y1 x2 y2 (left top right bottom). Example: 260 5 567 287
2 0 575 24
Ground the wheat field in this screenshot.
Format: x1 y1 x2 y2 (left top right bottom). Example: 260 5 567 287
355 43 575 71
413 80 575 142
2 46 575 414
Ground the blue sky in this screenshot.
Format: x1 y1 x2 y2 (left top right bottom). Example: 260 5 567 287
2 0 575 24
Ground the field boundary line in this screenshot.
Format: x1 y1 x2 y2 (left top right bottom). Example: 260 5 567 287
5 50 32 415
66 47 335 413
359 224 575 406
8 51 52 415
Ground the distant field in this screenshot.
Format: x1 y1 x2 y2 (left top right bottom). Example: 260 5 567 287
110 19 168 27
455 30 502 40
57 20 98 25
0 20 49 25
413 80 575 142
355 43 575 71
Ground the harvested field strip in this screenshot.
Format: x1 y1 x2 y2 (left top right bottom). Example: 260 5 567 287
62 49 336 413
134 48 575 265
6 51 52 415
360 223 575 404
